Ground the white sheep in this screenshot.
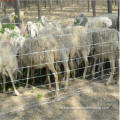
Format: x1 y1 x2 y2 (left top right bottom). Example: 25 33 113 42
100 13 118 29
86 17 112 28
91 28 119 85
9 11 24 24
62 25 92 79
40 16 62 34
20 34 61 95
0 40 19 95
26 21 39 38
75 13 116 29
41 16 48 25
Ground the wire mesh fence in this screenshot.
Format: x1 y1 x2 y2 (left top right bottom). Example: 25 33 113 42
0 27 119 116
0 0 119 119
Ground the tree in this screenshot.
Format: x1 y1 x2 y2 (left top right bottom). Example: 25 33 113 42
14 0 20 27
88 0 90 12
118 0 120 31
38 0 41 19
60 0 63 10
44 0 47 8
107 0 112 13
91 0 96 17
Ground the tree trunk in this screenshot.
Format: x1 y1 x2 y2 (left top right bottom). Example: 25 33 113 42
118 0 120 31
38 0 41 19
49 0 52 9
107 0 112 13
56 0 59 5
88 0 90 12
14 0 20 27
2 2 7 15
44 0 47 8
115 0 117 6
60 0 63 10
91 0 96 17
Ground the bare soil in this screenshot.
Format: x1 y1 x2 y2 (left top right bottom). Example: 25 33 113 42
0 78 119 120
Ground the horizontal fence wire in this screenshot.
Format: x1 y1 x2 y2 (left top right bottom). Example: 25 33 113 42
0 73 117 117
0 1 119 116
0 59 119 85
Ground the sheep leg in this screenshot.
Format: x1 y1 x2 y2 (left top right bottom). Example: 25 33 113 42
55 63 64 87
101 57 104 80
55 63 62 80
83 54 88 79
46 67 51 89
32 69 35 85
26 67 30 88
69 59 75 79
92 57 97 79
63 60 70 89
106 58 115 85
7 70 20 96
2 75 6 93
48 64 59 96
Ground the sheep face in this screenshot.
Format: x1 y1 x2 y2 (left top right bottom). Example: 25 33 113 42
26 21 39 38
102 17 112 27
9 12 15 23
41 16 48 25
27 21 33 31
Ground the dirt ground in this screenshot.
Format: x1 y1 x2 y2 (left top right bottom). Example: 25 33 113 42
0 78 119 120
0 3 119 120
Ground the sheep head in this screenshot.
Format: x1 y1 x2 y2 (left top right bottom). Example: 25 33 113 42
26 21 39 38
102 17 112 27
41 16 48 25
74 13 88 26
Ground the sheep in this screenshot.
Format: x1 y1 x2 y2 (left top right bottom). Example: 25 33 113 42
100 13 118 30
41 16 48 25
23 20 64 90
91 28 119 85
0 26 23 50
26 21 39 38
26 17 62 38
9 11 25 24
86 17 112 28
74 13 118 30
62 25 92 80
40 16 62 34
20 34 61 96
0 39 19 95
74 14 114 80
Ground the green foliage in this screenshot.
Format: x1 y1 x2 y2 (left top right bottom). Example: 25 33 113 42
10 24 16 30
37 93 43 99
14 14 18 20
32 86 36 92
37 18 42 23
3 24 9 28
0 27 5 34
74 18 79 25
0 23 16 34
